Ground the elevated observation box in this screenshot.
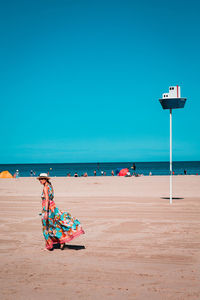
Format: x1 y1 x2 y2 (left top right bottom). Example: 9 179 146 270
159 85 187 110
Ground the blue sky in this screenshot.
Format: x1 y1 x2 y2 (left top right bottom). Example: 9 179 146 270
0 0 200 163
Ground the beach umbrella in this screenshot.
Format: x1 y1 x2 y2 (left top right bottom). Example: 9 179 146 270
118 168 129 176
0 171 13 178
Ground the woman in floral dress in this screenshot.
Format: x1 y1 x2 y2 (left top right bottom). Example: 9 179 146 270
37 173 85 251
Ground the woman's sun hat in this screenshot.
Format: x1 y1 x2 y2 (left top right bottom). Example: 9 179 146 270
37 173 51 180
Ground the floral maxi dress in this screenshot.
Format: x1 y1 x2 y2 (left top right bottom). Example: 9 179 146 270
42 184 85 250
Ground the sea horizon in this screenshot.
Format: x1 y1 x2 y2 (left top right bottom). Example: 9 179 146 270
0 159 199 165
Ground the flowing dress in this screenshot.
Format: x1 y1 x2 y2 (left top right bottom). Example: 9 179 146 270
41 184 84 250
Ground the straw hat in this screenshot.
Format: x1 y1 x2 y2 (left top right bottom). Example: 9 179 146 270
37 173 51 180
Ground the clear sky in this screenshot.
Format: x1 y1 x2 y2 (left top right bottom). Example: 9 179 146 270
0 0 200 163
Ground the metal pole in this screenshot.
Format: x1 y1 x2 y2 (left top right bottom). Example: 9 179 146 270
170 108 172 204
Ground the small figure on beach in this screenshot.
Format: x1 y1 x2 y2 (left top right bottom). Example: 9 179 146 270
94 170 96 176
67 173 71 177
74 172 78 177
83 172 88 177
111 170 114 176
149 171 152 176
37 173 85 251
30 170 33 177
131 163 136 171
184 169 187 175
125 171 131 177
15 170 19 178
101 171 104 176
131 163 136 176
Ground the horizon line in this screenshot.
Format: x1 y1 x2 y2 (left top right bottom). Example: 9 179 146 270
0 160 199 165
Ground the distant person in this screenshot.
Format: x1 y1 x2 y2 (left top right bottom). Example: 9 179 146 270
184 169 187 175
125 171 131 177
94 170 97 176
172 171 175 175
131 163 136 171
67 173 71 177
101 171 104 176
149 171 152 176
30 170 33 177
111 170 114 176
83 172 88 177
15 170 19 178
74 172 78 177
37 173 84 251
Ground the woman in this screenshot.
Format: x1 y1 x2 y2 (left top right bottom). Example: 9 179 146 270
37 173 85 251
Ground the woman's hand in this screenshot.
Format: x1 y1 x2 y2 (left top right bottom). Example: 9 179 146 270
44 212 48 221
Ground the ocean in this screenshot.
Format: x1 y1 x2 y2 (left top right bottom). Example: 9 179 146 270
0 161 200 177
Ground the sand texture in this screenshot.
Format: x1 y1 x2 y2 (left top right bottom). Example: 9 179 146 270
0 176 200 300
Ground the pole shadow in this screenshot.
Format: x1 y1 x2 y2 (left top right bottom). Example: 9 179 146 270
161 197 184 200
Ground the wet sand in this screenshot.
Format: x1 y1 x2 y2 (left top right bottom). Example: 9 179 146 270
0 176 200 300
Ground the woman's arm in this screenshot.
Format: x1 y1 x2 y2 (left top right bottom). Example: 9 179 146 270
43 185 49 220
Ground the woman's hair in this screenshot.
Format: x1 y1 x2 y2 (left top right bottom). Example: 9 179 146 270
46 179 52 186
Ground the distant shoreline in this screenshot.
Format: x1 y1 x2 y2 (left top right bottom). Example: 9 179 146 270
1 174 198 178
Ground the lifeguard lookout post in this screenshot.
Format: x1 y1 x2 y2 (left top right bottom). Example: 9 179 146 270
159 85 187 204
159 85 186 109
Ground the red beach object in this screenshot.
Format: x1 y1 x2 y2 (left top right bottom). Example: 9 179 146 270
118 168 129 176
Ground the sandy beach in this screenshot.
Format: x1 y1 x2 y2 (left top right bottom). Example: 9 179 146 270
0 176 199 300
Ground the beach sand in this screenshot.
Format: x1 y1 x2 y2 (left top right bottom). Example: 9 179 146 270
0 176 199 300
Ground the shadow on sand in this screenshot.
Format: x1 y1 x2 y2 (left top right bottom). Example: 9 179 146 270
161 197 184 200
53 244 85 251
65 245 85 250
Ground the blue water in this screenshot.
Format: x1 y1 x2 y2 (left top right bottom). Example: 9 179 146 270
0 161 200 177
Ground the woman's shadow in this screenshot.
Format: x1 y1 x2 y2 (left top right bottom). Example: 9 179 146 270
64 245 85 250
54 244 85 250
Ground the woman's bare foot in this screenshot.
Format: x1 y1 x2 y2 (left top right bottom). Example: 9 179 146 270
60 243 65 250
42 241 53 251
41 247 49 251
